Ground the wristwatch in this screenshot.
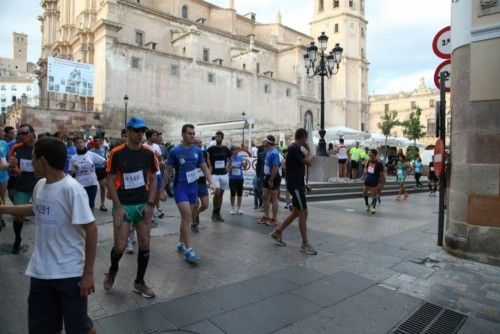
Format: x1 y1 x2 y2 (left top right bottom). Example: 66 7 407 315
146 201 154 207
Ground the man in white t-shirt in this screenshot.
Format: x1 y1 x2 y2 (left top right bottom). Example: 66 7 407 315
0 137 97 334
145 130 164 221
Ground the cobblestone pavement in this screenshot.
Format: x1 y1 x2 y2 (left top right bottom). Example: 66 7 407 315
0 191 499 333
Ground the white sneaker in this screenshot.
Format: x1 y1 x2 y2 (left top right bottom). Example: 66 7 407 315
230 208 236 215
237 208 243 215
126 238 135 254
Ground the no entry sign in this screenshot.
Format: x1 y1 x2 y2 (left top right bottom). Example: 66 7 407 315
432 26 451 59
434 139 446 177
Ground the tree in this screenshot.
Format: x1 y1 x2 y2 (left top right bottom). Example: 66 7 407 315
377 110 400 159
401 107 425 148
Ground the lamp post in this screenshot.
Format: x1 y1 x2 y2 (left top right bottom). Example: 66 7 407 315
242 111 246 147
303 32 343 156
123 95 129 128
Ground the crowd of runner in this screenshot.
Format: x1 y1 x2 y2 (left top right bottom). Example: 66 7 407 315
0 119 440 333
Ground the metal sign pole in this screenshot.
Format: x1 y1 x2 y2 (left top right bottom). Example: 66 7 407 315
437 72 446 246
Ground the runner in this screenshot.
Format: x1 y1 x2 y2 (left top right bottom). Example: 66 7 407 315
395 155 413 201
336 138 348 179
69 136 106 213
8 124 38 254
91 135 109 212
228 145 244 215
362 149 385 214
161 124 213 263
5 126 18 205
144 129 164 222
270 128 317 254
428 157 438 196
103 117 158 298
207 131 230 222
281 148 293 211
0 128 9 230
376 151 386 204
258 135 281 226
0 137 97 334
191 137 211 232
413 156 424 189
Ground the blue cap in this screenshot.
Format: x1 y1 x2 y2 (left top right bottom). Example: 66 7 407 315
126 117 148 130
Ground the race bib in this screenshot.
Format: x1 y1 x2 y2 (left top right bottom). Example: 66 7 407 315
20 159 34 172
35 198 63 226
123 170 145 189
431 167 435 172
232 168 242 176
397 169 403 176
186 169 199 184
264 165 270 175
197 168 204 178
214 160 225 169
367 166 375 174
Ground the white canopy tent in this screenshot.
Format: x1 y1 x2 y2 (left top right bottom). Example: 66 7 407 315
312 126 370 144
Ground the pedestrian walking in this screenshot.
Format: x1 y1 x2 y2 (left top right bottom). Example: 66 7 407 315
258 135 281 226
396 155 412 201
413 156 423 188
270 129 317 254
228 145 244 215
0 136 98 334
362 149 385 214
207 131 230 222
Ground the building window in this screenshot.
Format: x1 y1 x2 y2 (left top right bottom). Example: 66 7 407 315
334 0 339 8
361 48 365 58
256 63 260 74
427 118 436 134
11 85 16 91
430 99 435 107
212 58 223 66
360 0 365 14
1 97 6 102
349 0 354 8
1 107 5 112
334 23 339 33
135 31 144 46
131 57 141 69
11 96 16 102
150 42 157 50
411 101 417 109
361 27 365 38
170 65 179 76
286 88 291 97
203 48 210 62
319 0 324 11
264 84 271 94
182 5 188 19
243 63 246 70
237 78 243 88
361 123 365 131
384 104 389 112
0 85 5 91
182 47 186 55
208 73 215 83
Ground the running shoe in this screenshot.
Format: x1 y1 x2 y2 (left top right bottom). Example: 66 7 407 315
177 243 188 255
12 238 21 254
191 224 199 233
103 270 117 290
366 205 370 212
126 239 135 254
257 216 268 224
300 243 318 255
265 218 276 227
185 249 200 263
151 220 158 228
230 208 236 215
404 193 409 200
133 281 156 298
216 215 225 222
270 230 286 246
371 206 376 214
396 195 401 201
237 209 243 215
284 202 290 209
156 208 165 219
211 213 218 222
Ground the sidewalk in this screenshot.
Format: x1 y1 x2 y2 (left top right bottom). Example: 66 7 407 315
0 192 499 333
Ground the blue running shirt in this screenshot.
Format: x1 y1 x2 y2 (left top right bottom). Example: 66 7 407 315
167 144 205 186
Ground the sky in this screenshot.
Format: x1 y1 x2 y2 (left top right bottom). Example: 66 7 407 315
0 0 451 94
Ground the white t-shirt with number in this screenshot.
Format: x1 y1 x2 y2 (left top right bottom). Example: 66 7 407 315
26 176 95 279
68 151 106 187
144 143 162 176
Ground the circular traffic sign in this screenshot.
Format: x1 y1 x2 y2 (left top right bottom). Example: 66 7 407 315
434 59 451 92
433 139 446 177
432 26 451 59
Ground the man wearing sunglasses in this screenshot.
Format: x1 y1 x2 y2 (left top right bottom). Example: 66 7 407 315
103 117 158 298
8 124 38 254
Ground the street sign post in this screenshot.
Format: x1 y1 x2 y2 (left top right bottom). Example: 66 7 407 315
434 59 451 92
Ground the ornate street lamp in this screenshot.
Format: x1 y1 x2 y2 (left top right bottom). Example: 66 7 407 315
303 32 343 156
123 94 129 128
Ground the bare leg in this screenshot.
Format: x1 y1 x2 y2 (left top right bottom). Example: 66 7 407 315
177 202 194 248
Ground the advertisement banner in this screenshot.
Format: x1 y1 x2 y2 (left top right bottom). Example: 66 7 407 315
242 157 257 189
47 57 94 97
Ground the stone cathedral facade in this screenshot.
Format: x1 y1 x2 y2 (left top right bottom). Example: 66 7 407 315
36 0 369 140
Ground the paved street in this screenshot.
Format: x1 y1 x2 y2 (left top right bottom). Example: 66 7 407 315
1 191 499 333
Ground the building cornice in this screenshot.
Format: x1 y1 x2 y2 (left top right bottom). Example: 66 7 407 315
310 12 368 25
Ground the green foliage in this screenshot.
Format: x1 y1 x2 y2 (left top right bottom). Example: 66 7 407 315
377 110 399 137
401 107 425 146
406 146 420 161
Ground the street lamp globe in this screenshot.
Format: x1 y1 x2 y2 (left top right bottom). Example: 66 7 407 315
333 43 343 64
318 32 329 51
307 42 318 63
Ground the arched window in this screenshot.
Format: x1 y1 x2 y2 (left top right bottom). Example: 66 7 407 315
319 0 324 11
304 110 314 132
182 5 188 19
